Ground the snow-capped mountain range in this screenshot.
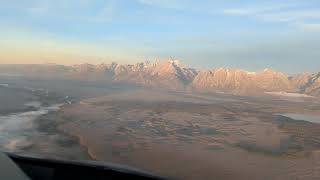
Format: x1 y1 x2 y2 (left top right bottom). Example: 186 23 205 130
0 60 319 97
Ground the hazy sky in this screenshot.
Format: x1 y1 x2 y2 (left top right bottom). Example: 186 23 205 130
0 0 320 73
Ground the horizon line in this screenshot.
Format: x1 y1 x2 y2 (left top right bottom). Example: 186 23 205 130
0 60 317 76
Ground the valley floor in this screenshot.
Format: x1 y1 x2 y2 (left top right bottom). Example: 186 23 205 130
55 90 320 180
1 76 320 180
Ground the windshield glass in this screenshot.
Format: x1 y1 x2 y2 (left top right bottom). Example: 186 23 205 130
1 1 320 179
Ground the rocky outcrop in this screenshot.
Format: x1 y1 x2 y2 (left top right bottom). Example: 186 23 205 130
304 73 320 96
0 60 319 96
190 68 292 94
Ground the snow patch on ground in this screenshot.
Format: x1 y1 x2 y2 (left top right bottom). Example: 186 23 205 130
0 84 9 87
265 91 315 98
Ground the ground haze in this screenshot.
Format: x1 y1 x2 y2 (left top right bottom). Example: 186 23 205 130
0 66 320 180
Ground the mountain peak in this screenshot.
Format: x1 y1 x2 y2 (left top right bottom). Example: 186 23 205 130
262 68 277 73
1 60 319 96
163 59 182 66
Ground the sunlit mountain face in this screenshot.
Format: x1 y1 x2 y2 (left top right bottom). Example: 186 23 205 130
1 1 320 180
0 60 320 96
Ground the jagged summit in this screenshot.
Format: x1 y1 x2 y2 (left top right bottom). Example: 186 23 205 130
0 60 319 96
67 60 320 96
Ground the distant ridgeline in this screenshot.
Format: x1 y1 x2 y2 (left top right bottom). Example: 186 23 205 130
0 60 319 97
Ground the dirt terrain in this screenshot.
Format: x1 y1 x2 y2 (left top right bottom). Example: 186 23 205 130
1 76 320 179
54 90 320 180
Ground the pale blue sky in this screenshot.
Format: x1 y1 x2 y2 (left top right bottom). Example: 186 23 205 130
0 0 320 73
